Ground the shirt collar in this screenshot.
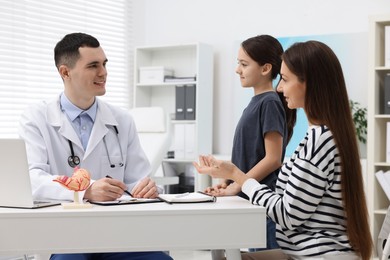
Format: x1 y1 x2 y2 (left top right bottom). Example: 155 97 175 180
60 93 97 122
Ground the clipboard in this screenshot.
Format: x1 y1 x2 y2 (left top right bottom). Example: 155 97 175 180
158 191 217 204
88 198 162 206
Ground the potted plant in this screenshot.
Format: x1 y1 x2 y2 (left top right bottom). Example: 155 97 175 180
350 100 367 144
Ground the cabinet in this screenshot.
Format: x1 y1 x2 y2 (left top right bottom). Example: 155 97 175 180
367 14 390 259
133 43 213 191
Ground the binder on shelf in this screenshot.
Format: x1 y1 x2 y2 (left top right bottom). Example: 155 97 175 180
386 26 390 67
385 73 390 114
175 85 186 120
175 84 196 120
387 122 390 163
185 84 196 120
173 124 185 159
173 123 196 160
184 124 196 159
375 170 390 200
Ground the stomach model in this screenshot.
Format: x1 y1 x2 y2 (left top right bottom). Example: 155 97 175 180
53 167 91 192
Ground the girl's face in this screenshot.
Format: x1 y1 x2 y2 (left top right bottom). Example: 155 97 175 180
235 47 267 89
277 61 306 109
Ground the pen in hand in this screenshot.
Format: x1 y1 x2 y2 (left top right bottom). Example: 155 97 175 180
105 175 133 197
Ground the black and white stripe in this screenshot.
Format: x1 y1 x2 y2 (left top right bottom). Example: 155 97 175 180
243 125 353 257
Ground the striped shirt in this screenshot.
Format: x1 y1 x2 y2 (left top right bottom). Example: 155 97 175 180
242 125 354 258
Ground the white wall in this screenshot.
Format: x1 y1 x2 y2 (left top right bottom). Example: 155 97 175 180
133 0 390 156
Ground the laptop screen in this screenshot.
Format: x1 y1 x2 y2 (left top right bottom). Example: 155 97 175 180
0 139 59 208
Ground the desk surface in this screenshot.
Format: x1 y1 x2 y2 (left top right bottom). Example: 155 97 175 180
0 196 266 256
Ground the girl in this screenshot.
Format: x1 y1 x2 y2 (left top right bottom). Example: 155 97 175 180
205 35 296 249
195 41 372 260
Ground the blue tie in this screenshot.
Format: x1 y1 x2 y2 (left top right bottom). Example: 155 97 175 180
79 112 93 150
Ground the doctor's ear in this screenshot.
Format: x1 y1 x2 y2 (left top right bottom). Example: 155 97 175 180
59 65 70 80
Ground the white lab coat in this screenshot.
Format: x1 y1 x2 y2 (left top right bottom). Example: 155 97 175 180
19 95 152 201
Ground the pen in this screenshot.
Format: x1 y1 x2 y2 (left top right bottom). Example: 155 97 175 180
105 175 133 197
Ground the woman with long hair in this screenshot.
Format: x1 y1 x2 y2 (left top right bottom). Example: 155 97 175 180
194 40 372 259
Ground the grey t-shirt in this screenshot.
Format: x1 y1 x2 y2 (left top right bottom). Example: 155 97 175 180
232 91 287 198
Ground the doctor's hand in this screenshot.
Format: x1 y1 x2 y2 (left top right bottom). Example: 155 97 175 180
84 177 127 202
131 177 159 199
193 155 249 186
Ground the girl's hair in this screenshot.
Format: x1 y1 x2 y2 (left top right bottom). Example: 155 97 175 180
282 40 372 259
241 35 296 143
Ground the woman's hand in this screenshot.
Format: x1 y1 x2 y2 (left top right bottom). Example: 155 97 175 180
193 155 248 186
205 182 241 197
204 182 228 194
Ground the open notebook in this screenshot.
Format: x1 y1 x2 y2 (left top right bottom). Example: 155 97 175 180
0 139 60 209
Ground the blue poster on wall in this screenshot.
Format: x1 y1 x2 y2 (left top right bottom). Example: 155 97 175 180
276 33 368 157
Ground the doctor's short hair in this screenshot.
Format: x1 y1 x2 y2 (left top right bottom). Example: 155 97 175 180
54 32 100 70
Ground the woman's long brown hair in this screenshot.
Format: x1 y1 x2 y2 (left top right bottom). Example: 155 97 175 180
282 41 372 259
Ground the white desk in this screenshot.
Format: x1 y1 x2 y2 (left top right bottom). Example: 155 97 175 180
0 196 266 260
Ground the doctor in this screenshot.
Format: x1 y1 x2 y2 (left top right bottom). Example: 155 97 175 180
19 33 172 260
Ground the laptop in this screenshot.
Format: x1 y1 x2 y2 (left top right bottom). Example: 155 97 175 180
0 138 60 209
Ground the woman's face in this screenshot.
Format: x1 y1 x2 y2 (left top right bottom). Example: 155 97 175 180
277 61 306 109
235 47 266 89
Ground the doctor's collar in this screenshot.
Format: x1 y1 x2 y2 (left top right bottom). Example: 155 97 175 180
60 93 97 122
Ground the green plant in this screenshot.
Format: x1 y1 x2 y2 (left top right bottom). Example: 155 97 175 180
350 100 367 144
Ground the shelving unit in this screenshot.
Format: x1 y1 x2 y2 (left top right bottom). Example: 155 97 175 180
367 14 390 259
133 43 213 191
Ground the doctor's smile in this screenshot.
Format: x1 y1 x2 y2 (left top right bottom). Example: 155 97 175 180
94 80 105 85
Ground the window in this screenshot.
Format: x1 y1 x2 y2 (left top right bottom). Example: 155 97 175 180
0 0 133 137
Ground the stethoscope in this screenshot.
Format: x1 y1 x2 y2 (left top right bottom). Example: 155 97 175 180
67 125 124 168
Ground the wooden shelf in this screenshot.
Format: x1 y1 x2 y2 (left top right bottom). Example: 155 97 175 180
133 43 213 191
367 14 390 259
